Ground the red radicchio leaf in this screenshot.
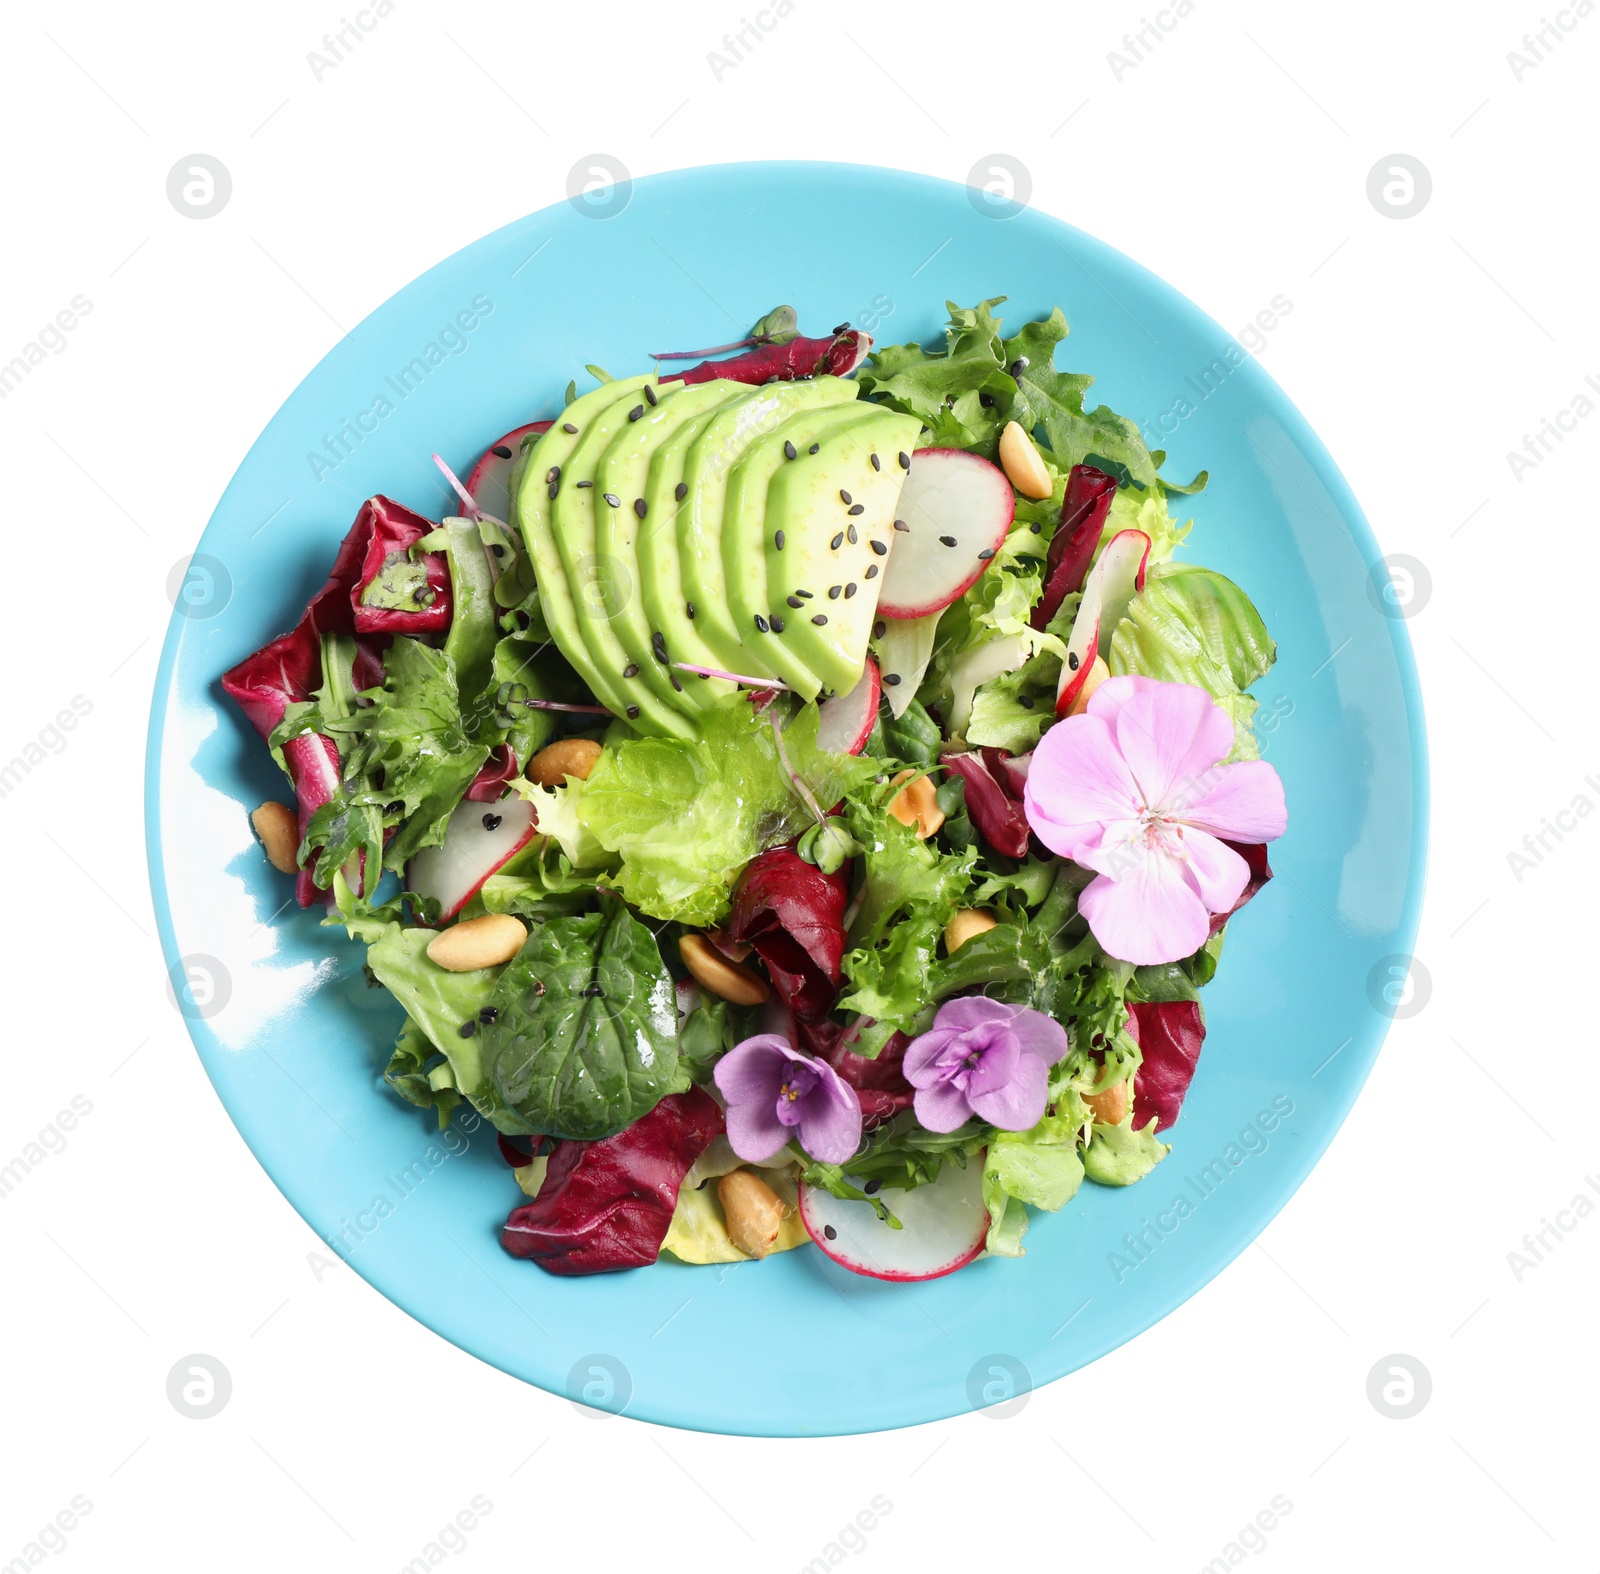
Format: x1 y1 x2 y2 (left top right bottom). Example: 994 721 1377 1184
351 495 452 636
1209 841 1273 935
672 329 871 387
1129 1000 1206 1132
1031 464 1119 631
828 1025 914 1127
500 1089 724 1275
466 743 520 803
941 751 1031 860
728 846 849 1021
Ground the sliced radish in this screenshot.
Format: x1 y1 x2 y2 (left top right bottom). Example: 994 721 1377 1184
816 657 880 755
407 795 536 921
1056 529 1151 717
874 612 940 720
877 449 1014 619
946 629 1051 739
466 421 551 521
799 1155 989 1281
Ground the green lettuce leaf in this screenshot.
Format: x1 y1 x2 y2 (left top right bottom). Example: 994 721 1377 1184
1083 1117 1170 1186
577 695 876 925
382 1015 463 1129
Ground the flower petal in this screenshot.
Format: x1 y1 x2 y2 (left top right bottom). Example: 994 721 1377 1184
968 1049 1049 1131
934 996 1018 1035
724 1098 791 1163
963 1032 1021 1098
798 1072 863 1164
1180 827 1250 914
1078 847 1213 965
1175 759 1288 843
1023 714 1141 857
713 1035 792 1106
1006 1007 1070 1066
1093 677 1234 811
901 1026 961 1088
913 1079 974 1134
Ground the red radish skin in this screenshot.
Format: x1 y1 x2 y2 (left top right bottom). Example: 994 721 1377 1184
667 329 872 387
876 449 1014 619
1055 529 1151 716
465 421 552 520
1031 464 1119 630
798 1157 989 1281
407 796 537 921
816 658 881 755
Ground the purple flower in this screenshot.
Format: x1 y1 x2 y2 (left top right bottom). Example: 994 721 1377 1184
714 1034 863 1164
903 998 1069 1133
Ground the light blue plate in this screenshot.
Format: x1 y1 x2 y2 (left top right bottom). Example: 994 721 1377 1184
146 162 1426 1436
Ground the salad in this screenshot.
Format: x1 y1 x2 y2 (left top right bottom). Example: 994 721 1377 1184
224 297 1286 1282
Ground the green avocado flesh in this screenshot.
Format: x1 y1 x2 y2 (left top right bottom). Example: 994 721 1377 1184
765 409 922 694
516 372 914 734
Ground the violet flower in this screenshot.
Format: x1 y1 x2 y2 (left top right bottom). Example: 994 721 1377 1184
714 1034 862 1164
902 998 1068 1133
1023 675 1287 966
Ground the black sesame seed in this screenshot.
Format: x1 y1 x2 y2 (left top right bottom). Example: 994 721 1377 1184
563 422 579 434
644 384 658 406
634 497 647 518
797 589 814 599
1068 651 1080 671
833 321 849 334
884 673 901 686
603 492 621 507
775 529 785 550
893 519 909 533
788 595 803 609
627 404 644 422
847 504 864 517
864 1178 881 1195
830 532 844 550
864 564 879 580
626 704 640 719
809 442 820 454
670 673 682 691
1019 695 1035 709
770 615 786 632
651 632 668 663
492 444 513 459
828 585 841 600
784 440 797 460
458 1020 477 1039
870 453 881 471
1030 521 1042 534
979 392 995 408
754 614 770 633
874 620 886 640
622 662 639 679
940 534 958 547
478 1005 499 1024
482 813 502 831
845 583 858 599
823 1224 837 1240
547 481 559 500
847 524 858 544
685 601 695 619
675 481 688 502
576 479 593 488
546 466 561 484
840 489 852 505
811 614 828 626
869 539 888 556
491 543 505 558
898 451 910 470
1010 357 1029 376
977 547 995 560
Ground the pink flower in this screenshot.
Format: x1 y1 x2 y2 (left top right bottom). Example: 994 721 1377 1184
1023 676 1287 965
714 1035 863 1164
902 998 1068 1132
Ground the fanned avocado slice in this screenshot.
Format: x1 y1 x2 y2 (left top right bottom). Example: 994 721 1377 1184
548 377 699 739
764 409 922 694
678 377 861 685
515 375 656 727
596 377 748 717
722 403 887 700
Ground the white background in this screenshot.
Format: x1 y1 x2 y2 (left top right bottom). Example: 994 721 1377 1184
1 0 1594 1570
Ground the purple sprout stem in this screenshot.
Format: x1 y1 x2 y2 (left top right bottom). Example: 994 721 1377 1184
650 336 757 361
768 710 828 829
432 452 483 522
521 700 613 715
672 661 792 691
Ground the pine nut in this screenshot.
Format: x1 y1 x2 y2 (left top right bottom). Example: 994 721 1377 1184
1085 1078 1130 1125
999 420 1052 500
679 933 770 1006
527 737 604 786
426 913 528 972
717 1168 786 1258
252 801 299 873
945 908 997 953
888 770 944 840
